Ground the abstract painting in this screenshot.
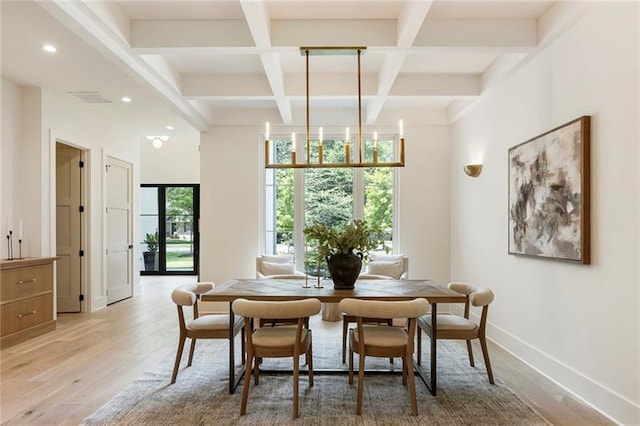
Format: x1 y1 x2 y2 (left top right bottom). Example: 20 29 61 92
508 116 590 264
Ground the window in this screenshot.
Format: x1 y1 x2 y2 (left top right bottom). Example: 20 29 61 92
264 135 396 273
140 184 199 275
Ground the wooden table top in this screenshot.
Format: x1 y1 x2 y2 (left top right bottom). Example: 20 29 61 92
201 278 465 304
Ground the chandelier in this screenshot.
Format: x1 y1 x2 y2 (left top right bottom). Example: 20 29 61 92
265 46 405 169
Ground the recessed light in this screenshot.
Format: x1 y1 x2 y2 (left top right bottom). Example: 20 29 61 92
42 44 57 53
166 125 174 130
146 135 168 148
121 96 132 103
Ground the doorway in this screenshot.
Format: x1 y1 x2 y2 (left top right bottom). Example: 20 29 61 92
140 184 199 275
55 143 84 312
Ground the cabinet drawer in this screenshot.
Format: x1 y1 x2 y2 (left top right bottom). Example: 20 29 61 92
1 294 53 336
1 264 53 302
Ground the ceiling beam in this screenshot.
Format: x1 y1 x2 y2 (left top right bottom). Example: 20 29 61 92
414 18 538 47
130 19 255 49
181 72 479 99
240 0 292 124
366 1 434 124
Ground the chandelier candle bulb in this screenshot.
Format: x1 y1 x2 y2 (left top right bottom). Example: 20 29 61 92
373 131 378 163
291 133 297 163
318 127 323 164
265 122 270 140
399 120 404 138
265 139 271 166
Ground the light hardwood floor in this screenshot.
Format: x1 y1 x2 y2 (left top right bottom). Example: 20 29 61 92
1 276 613 425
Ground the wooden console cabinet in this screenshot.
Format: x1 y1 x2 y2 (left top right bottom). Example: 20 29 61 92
1 257 57 348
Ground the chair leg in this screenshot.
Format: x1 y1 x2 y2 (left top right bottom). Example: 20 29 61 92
387 319 394 363
466 339 475 367
308 335 314 387
241 326 246 364
356 352 366 415
240 353 253 415
254 357 260 385
402 357 407 385
342 319 348 363
417 328 422 365
348 333 354 385
479 335 495 384
293 350 300 419
171 334 187 384
187 338 197 367
348 348 354 384
406 353 418 416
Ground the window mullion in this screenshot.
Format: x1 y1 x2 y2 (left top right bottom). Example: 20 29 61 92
353 168 364 220
294 168 305 271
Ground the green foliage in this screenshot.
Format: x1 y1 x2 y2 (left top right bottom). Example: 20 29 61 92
144 231 158 252
272 136 394 253
304 219 381 257
166 187 193 219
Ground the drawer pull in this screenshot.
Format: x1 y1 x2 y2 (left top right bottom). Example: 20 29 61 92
17 278 37 285
17 311 36 318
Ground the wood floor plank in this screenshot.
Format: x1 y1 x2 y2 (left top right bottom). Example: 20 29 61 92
0 276 613 425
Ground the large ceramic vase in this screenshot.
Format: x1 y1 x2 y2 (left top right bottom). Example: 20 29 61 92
326 250 363 290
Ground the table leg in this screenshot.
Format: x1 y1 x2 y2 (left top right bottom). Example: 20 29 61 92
430 302 437 396
229 301 235 394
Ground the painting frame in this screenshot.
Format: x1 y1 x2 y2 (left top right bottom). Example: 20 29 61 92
508 116 591 264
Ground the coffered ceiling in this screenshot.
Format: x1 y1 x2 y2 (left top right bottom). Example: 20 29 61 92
3 0 582 138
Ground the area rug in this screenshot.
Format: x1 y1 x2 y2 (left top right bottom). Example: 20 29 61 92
83 331 550 425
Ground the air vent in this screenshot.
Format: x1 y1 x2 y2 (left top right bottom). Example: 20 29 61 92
68 91 112 104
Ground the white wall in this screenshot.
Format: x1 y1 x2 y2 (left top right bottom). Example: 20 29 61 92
140 136 200 184
1 79 142 313
1 79 21 256
450 3 639 424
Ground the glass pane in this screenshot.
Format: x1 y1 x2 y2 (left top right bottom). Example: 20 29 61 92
165 187 194 272
364 167 393 254
140 187 159 272
274 168 294 255
305 141 354 276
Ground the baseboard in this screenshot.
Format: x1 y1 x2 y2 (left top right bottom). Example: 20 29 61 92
454 303 640 425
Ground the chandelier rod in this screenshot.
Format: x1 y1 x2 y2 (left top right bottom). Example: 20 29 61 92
357 48 363 164
305 48 310 164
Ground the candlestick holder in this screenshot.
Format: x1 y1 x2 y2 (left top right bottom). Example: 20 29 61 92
302 260 311 288
18 239 22 259
7 231 14 260
314 258 324 288
6 234 11 260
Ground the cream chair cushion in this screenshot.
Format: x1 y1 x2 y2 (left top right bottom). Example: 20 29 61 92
351 325 409 347
366 260 404 279
261 261 296 276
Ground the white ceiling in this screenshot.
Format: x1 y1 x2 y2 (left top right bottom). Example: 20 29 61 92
2 0 570 139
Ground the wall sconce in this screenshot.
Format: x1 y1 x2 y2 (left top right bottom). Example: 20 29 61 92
463 164 482 177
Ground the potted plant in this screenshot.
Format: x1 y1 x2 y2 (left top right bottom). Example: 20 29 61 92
304 219 381 289
143 231 158 271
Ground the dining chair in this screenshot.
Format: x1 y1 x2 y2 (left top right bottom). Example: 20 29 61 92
416 282 495 384
232 298 322 419
170 282 245 384
339 297 429 416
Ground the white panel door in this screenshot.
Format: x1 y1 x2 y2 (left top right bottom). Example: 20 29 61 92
56 144 82 312
106 156 133 304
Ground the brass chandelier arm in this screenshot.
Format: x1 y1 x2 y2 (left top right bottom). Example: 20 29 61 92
264 46 404 169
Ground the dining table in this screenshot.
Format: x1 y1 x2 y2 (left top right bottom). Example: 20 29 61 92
201 278 465 395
